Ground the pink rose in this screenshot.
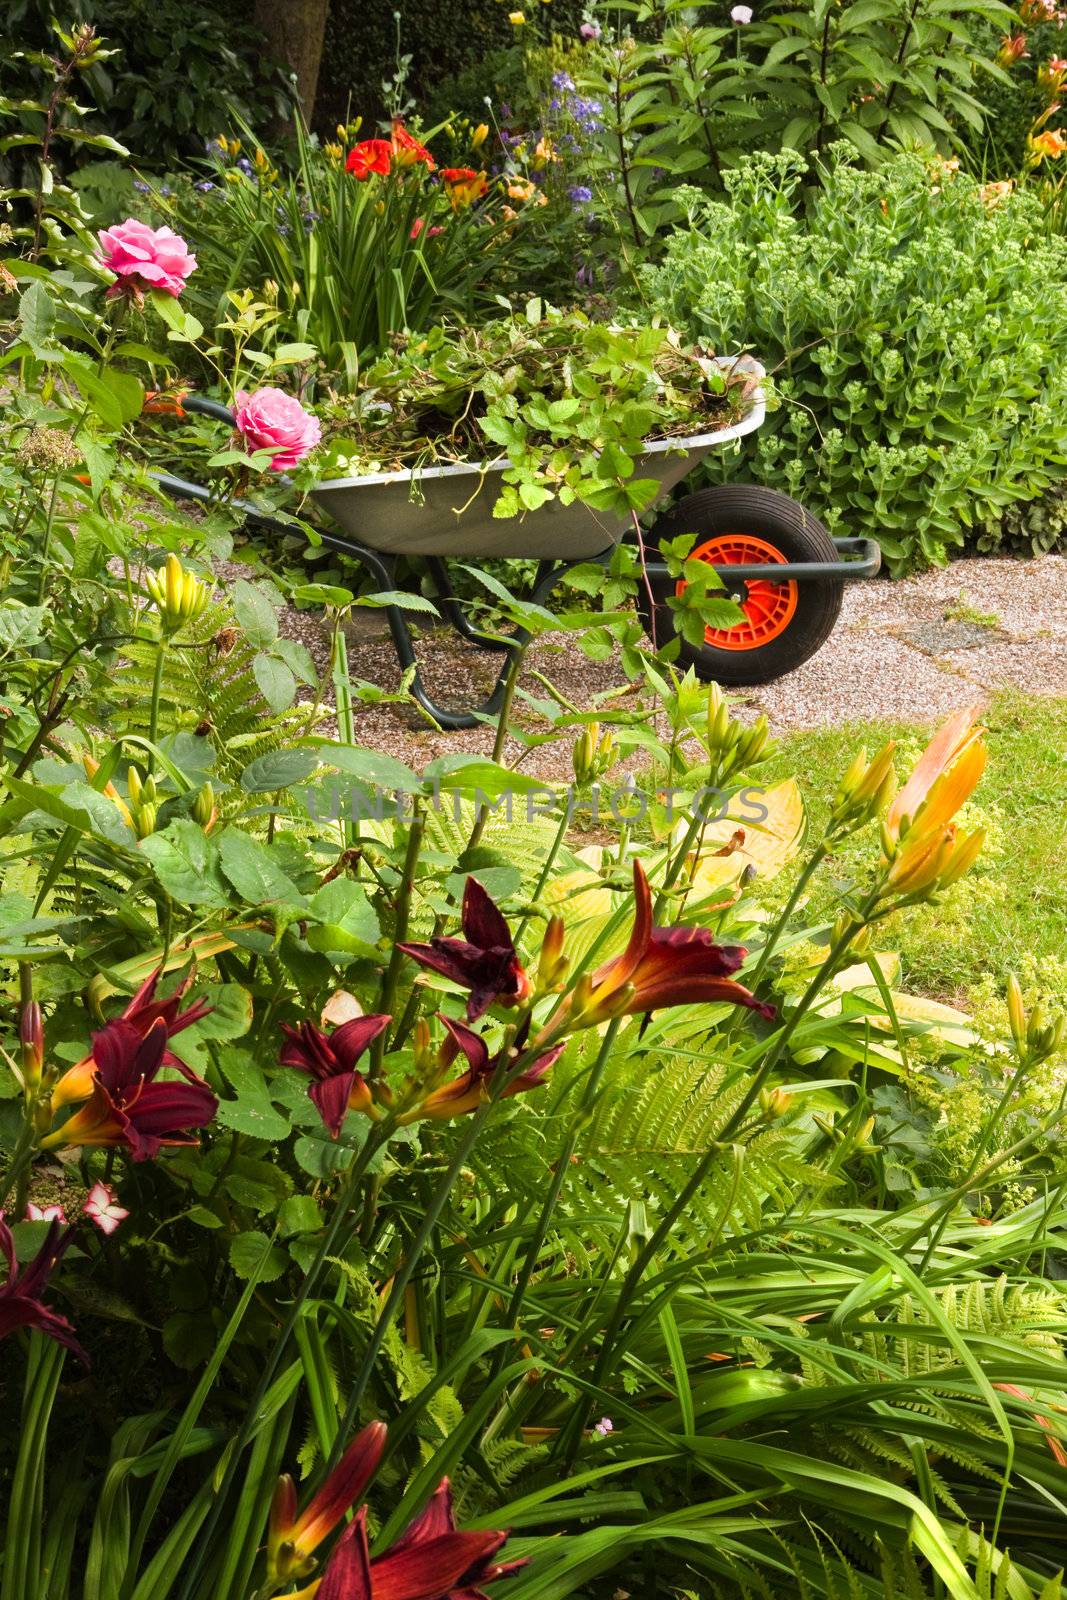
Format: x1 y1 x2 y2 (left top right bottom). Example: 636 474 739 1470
97 218 197 299
233 387 322 473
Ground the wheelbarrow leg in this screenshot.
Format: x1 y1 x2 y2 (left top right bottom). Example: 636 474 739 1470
309 534 612 732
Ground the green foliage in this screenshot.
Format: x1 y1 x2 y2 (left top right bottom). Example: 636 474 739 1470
315 0 587 130
646 147 1067 572
559 0 1011 250
974 478 1067 557
152 114 533 386
0 0 290 171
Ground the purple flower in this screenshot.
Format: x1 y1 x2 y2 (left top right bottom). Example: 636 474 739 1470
569 185 593 204
133 180 151 194
195 180 215 193
551 70 576 92
237 157 253 176
580 21 602 39
0 1216 86 1363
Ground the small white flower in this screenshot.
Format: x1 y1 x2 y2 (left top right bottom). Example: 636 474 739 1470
594 1416 614 1436
731 5 754 20
83 1182 129 1237
26 1203 66 1223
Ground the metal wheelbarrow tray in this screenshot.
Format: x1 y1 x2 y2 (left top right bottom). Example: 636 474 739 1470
309 360 769 560
155 365 879 729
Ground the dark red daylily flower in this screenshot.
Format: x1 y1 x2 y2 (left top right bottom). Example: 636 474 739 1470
397 1014 563 1124
269 1420 387 1582
563 860 774 1028
0 1214 86 1363
398 878 531 1022
52 966 212 1109
292 1480 524 1600
279 1014 391 1138
40 1017 218 1162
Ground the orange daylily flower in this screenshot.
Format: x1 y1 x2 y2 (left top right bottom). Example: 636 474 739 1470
1030 127 1067 160
886 704 986 842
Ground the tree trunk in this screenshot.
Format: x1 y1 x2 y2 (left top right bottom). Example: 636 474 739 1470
254 0 330 126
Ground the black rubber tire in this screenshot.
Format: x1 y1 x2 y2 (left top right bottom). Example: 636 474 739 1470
635 485 844 686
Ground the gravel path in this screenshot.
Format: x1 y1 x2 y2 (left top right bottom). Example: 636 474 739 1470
274 553 1067 776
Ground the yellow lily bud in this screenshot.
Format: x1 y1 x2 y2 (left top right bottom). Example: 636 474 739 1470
192 782 216 830
705 682 725 745
537 915 568 991
83 755 135 829
853 1115 878 1153
573 723 598 784
146 554 211 634
885 825 955 897
853 743 896 806
165 552 182 615
936 826 985 887
1006 974 1026 1050
471 123 489 148
759 1087 792 1120
834 747 868 805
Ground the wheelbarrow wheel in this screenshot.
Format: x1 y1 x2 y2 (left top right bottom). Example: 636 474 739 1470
635 485 844 686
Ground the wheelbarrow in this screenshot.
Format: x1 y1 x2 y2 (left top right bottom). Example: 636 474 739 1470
151 361 879 730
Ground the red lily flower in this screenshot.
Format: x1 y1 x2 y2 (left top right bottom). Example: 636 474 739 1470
293 1480 524 1600
269 1419 387 1582
52 966 212 1109
40 1017 218 1162
391 120 434 170
562 861 774 1029
279 1013 391 1138
398 878 531 1022
346 140 392 180
397 1014 564 1123
0 1214 86 1363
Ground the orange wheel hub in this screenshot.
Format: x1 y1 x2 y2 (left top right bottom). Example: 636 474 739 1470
676 533 798 651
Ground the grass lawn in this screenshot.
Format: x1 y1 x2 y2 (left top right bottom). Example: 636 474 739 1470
761 691 1067 1008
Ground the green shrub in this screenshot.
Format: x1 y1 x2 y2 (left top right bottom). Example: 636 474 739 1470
974 479 1067 556
0 0 290 170
646 147 1067 572
315 0 587 130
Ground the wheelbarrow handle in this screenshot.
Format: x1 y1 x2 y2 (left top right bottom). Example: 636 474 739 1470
180 393 237 426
